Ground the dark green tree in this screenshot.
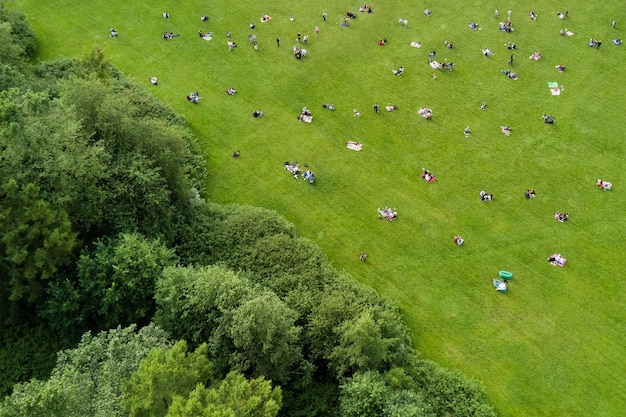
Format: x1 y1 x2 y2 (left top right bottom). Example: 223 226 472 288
76 232 175 330
339 371 433 417
0 179 76 314
229 292 304 384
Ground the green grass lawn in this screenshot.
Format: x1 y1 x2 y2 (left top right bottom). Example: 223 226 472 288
10 0 626 415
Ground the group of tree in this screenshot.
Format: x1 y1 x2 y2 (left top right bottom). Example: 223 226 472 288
0 4 496 416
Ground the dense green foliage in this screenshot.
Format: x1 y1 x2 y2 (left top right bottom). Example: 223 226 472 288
0 6 497 417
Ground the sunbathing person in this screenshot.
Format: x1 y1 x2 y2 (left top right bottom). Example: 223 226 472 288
529 52 542 60
252 110 263 117
542 114 555 124
524 189 536 199
468 22 479 30
548 254 567 267
501 69 519 80
612 39 622 45
481 48 494 56
322 103 336 110
392 66 405 76
226 87 237 95
500 126 511 136
385 105 398 112
110 28 118 37
346 141 363 151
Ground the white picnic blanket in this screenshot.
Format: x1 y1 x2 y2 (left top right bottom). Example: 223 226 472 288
346 141 363 151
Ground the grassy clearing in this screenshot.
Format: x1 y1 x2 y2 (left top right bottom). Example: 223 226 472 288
10 0 626 415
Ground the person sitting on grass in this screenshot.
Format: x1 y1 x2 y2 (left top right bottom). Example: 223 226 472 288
555 64 565 72
529 52 542 60
253 110 263 117
110 28 118 37
480 191 494 201
468 22 479 30
542 114 555 124
226 87 237 95
596 179 612 190
524 189 536 199
303 170 315 184
554 212 570 222
421 169 436 182
481 48 494 56
454 236 464 245
322 103 336 110
500 126 511 136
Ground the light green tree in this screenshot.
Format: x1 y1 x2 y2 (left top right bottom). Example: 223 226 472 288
0 324 170 417
124 341 213 417
167 372 281 417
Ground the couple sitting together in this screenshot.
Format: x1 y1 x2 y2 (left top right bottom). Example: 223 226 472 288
378 207 398 221
480 191 494 201
421 169 436 183
554 212 570 223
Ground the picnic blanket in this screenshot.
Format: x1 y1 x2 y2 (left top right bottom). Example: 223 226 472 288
202 34 212 41
346 141 363 151
550 88 561 96
548 82 559 88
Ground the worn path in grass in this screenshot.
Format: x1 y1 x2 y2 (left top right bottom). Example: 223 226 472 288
12 0 626 415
